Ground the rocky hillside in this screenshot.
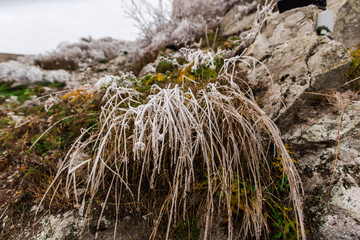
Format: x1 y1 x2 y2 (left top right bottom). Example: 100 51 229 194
0 53 23 63
0 0 359 239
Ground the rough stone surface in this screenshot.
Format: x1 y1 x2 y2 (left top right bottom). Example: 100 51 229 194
238 5 359 239
308 40 351 90
25 211 84 240
244 5 351 120
302 101 360 142
328 0 360 49
277 92 360 239
219 1 257 36
248 5 318 60
272 91 360 239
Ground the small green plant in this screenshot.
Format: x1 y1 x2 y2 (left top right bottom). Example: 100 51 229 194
0 82 65 104
266 197 298 240
349 46 360 74
156 61 176 74
172 216 200 239
348 45 360 90
265 144 300 239
0 83 36 103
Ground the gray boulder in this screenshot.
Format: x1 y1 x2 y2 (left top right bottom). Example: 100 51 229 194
219 1 258 36
328 0 360 49
244 5 351 120
278 93 360 240
247 4 360 239
240 5 360 238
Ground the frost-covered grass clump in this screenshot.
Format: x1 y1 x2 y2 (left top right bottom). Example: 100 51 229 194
40 47 305 239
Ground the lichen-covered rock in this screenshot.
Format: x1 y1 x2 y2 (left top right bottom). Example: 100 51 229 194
278 91 360 239
248 5 318 59
301 101 360 142
328 0 360 49
24 211 84 240
219 1 258 37
244 5 351 120
237 4 360 238
308 39 351 90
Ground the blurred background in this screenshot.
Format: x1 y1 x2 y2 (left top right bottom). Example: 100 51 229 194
0 0 158 54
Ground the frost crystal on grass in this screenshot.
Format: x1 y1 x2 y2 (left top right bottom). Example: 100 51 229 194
94 72 137 89
179 48 230 72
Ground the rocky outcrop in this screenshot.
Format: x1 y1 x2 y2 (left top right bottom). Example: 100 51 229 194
238 4 359 239
278 92 360 240
244 5 351 120
328 0 360 49
219 1 258 36
0 53 23 63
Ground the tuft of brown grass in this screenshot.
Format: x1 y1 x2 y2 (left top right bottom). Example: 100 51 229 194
38 50 305 239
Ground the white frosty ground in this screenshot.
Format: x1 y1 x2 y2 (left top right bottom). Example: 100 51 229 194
0 0 159 55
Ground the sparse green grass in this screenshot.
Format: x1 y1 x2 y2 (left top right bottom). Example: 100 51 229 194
0 82 65 104
0 87 102 239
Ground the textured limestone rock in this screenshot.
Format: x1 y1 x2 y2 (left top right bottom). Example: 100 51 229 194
277 97 360 239
244 5 351 120
328 0 360 49
248 5 318 60
308 39 351 90
110 54 128 66
278 92 360 239
237 5 359 238
219 1 258 36
302 101 360 142
25 211 84 240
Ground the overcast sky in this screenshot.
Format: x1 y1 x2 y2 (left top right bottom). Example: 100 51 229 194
0 0 159 55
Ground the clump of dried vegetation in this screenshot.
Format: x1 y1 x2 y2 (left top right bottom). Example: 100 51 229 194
0 1 307 239
36 47 306 239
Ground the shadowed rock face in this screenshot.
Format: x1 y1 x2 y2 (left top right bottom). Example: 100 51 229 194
328 0 360 49
245 5 351 120
229 4 358 238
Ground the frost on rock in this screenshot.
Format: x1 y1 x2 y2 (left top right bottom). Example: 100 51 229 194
0 60 71 86
40 37 133 64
